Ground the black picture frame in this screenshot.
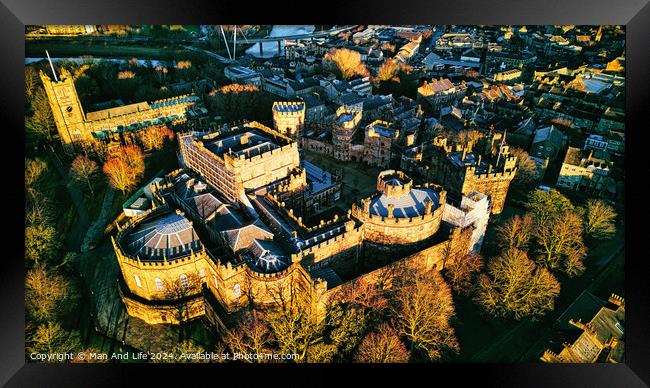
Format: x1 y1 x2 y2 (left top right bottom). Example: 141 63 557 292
2 0 648 386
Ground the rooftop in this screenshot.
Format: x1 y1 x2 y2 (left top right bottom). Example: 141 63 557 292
200 129 282 159
124 211 201 261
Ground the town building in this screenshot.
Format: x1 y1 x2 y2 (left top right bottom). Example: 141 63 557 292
556 147 615 198
417 78 468 112
113 166 481 326
363 120 399 168
178 122 301 206
223 66 262 86
492 69 522 82
541 294 625 363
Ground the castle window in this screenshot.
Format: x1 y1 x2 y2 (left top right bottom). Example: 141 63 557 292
233 284 242 298
155 278 164 291
199 269 206 278
134 274 142 288
213 276 218 289
180 274 189 288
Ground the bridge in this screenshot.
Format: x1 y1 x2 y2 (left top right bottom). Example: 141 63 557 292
244 25 358 43
240 25 359 57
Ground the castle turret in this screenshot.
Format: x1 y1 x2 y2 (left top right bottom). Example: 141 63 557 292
272 101 305 140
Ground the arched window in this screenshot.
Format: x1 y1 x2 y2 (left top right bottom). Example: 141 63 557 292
199 269 206 278
180 274 189 288
155 278 164 291
233 284 241 298
134 274 142 288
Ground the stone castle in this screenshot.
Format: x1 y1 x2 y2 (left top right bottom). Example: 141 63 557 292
401 131 517 214
111 120 492 328
39 67 207 153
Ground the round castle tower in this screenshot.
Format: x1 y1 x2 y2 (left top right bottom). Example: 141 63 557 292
272 101 305 140
352 170 446 245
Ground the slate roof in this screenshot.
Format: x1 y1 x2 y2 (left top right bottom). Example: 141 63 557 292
370 187 439 218
125 212 201 261
222 220 274 252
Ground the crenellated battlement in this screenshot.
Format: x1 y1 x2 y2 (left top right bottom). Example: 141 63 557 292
352 200 444 226
272 101 306 116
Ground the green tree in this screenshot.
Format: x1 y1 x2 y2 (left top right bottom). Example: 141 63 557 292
26 89 55 142
327 305 367 360
475 248 561 320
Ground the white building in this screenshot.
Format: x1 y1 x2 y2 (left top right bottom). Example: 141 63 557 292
442 191 490 253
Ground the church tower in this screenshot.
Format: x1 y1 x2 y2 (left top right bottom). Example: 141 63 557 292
39 68 89 147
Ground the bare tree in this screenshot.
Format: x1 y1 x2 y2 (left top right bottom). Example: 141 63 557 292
102 145 145 194
70 155 98 195
475 248 561 320
391 270 459 361
354 323 409 363
443 252 484 296
582 199 617 240
533 210 587 277
223 312 274 363
162 272 203 340
496 214 534 250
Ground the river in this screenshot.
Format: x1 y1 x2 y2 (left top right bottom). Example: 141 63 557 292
245 25 316 59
